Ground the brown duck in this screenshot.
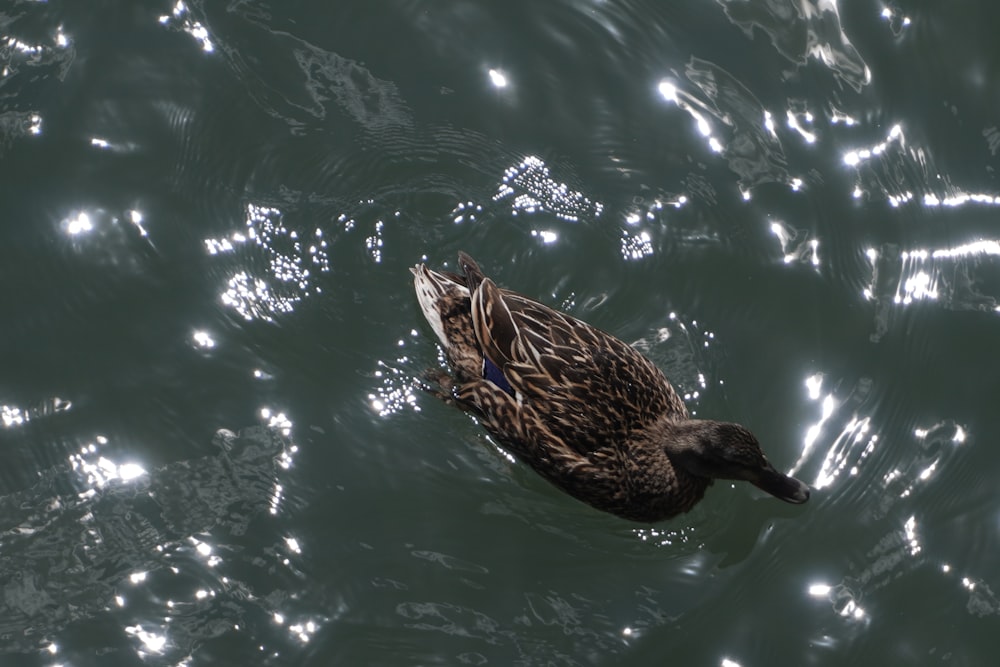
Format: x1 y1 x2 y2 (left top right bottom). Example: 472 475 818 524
412 252 810 522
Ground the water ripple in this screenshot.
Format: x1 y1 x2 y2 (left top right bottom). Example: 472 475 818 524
0 426 320 661
715 0 871 91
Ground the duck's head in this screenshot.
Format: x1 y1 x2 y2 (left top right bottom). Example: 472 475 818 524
668 420 810 504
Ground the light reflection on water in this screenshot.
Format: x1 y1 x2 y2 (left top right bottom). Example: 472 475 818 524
717 0 870 91
795 371 992 627
159 0 215 53
4 0 1000 663
771 220 820 268
1 397 72 428
494 155 604 223
866 239 1000 340
205 203 331 322
0 424 322 662
845 123 1000 212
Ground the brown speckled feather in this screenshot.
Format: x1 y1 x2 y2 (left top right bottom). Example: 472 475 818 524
473 276 687 451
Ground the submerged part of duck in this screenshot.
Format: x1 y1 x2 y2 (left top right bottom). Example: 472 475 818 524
411 252 809 522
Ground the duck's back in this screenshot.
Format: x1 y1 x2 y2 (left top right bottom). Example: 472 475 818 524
471 277 689 460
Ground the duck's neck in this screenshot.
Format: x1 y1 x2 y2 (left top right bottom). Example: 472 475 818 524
656 418 732 479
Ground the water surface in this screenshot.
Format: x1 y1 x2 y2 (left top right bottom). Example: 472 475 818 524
2 1 999 664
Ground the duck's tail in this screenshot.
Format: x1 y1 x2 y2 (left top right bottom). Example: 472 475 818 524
457 251 487 292
411 264 467 351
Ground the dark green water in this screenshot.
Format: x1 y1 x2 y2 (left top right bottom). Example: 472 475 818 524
2 1 999 664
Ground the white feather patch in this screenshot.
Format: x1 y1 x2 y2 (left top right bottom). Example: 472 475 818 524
412 265 468 350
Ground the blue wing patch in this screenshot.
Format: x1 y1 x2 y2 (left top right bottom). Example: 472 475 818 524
482 357 515 396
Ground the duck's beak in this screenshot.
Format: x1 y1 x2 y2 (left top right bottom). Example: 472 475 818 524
749 465 811 504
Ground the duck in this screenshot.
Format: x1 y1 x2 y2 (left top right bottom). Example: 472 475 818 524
411 252 810 523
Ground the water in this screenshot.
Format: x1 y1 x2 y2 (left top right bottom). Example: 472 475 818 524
2 0 999 664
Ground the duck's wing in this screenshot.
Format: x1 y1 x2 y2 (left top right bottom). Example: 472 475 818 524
470 276 687 457
456 376 634 511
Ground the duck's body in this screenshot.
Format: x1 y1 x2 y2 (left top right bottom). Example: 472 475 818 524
411 252 809 522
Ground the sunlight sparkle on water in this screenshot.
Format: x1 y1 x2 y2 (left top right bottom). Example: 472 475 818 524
843 124 903 166
365 220 384 263
27 113 42 135
260 407 293 436
895 270 938 304
620 229 654 261
288 618 321 644
930 239 1000 258
839 599 866 620
66 212 93 235
880 5 912 33
270 483 284 515
786 109 816 144
771 220 819 267
770 221 789 244
904 515 921 555
118 463 146 481
70 443 148 489
494 156 603 223
206 204 330 322
809 583 832 597
0 405 45 428
657 80 678 103
763 110 777 137
805 373 823 400
126 209 150 238
822 394 835 420
160 1 214 52
125 625 167 655
370 351 420 418
869 242 1000 313
192 330 216 348
814 416 877 490
656 79 727 156
893 422 969 499
791 372 881 487
633 524 693 547
450 200 483 224
696 115 711 137
488 68 508 88
925 192 1000 208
